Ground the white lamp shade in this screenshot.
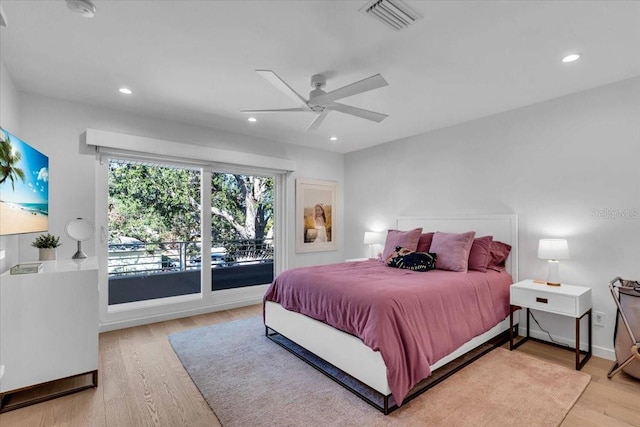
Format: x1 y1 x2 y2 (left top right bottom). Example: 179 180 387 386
537 239 570 260
363 231 383 245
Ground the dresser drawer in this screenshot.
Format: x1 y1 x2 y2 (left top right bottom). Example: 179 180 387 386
511 287 577 316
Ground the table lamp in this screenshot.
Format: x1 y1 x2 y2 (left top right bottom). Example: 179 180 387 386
364 231 383 259
537 239 570 286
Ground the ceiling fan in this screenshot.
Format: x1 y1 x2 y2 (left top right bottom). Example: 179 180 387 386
242 70 389 132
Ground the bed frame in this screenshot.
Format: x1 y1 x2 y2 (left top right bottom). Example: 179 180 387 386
265 214 518 414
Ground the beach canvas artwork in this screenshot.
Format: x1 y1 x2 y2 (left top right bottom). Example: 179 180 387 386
0 127 49 235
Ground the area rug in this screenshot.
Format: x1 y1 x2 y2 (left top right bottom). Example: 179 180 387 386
169 316 590 427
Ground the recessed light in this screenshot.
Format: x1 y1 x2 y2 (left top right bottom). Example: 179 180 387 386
329 136 338 141
247 117 257 123
562 53 580 63
118 87 133 95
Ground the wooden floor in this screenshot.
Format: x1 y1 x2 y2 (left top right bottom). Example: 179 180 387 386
1 304 638 426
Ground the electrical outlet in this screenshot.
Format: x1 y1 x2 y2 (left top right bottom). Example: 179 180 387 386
593 311 606 327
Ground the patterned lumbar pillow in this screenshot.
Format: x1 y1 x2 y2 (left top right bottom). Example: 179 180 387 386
385 246 437 272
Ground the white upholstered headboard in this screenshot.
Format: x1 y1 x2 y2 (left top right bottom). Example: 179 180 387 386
397 214 518 282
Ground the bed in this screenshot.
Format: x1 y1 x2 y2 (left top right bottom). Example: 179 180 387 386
264 214 518 414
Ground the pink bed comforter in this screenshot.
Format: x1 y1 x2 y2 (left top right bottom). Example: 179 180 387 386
263 260 513 405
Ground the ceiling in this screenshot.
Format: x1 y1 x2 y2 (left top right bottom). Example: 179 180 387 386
1 1 639 154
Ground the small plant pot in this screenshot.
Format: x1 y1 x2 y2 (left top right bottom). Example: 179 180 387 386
39 248 57 261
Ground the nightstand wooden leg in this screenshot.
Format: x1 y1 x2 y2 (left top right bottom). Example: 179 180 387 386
509 306 514 349
575 314 581 369
509 305 528 350
575 309 592 370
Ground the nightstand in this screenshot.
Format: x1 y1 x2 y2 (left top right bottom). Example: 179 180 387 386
509 279 592 370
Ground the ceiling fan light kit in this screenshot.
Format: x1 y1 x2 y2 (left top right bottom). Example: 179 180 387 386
242 70 389 132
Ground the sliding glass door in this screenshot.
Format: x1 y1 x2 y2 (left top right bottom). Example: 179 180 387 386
106 161 276 307
107 160 202 305
209 172 275 290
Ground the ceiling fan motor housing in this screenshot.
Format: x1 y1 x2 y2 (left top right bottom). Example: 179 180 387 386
308 74 327 107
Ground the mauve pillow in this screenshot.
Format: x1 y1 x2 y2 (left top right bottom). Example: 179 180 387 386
381 228 423 261
416 232 435 253
429 231 476 272
468 236 494 272
487 240 512 272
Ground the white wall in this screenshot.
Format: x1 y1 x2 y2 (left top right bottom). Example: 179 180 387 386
0 60 21 273
344 76 640 359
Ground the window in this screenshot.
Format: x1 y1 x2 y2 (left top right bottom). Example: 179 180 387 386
90 129 292 325
106 162 277 306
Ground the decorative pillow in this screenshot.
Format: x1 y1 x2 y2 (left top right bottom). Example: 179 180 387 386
468 236 494 272
381 228 422 261
416 232 435 253
487 240 512 272
386 246 437 272
429 231 476 272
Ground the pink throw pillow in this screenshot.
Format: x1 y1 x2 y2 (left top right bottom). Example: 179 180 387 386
487 240 512 272
429 231 476 272
416 232 435 253
381 228 423 261
468 236 493 272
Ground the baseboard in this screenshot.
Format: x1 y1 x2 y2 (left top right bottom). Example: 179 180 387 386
518 326 615 361
99 286 267 332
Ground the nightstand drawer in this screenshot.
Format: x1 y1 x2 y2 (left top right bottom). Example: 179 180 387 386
511 287 577 316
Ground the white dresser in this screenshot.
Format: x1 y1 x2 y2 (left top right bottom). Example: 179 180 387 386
0 257 99 412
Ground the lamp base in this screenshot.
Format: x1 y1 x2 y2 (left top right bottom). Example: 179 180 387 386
546 259 562 287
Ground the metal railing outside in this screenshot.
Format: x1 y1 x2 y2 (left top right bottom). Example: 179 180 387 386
108 239 273 277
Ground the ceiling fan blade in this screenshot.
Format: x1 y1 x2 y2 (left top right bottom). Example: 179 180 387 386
328 102 388 123
305 110 330 132
241 108 307 113
256 70 311 111
310 74 388 105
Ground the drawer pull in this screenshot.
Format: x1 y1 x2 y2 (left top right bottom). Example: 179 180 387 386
536 297 548 304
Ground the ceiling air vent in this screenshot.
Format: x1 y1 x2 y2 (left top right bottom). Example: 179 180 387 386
360 0 422 31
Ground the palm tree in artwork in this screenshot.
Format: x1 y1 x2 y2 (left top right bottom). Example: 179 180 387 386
0 133 26 191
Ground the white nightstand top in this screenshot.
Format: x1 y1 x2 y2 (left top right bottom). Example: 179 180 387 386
511 279 591 297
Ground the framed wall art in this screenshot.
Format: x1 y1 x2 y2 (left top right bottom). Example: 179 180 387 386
296 178 337 253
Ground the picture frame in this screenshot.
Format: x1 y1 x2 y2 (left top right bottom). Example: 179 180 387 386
296 178 337 253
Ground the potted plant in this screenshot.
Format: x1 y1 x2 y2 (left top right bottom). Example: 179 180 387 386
31 233 61 261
